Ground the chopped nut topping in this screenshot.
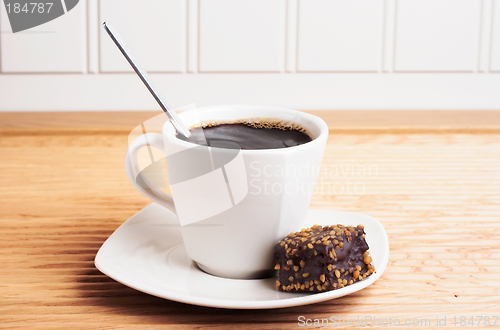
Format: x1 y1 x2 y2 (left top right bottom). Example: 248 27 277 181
289 276 294 282
307 243 314 249
353 270 360 279
320 274 326 282
274 263 281 270
293 266 299 272
300 260 306 268
302 273 310 278
335 270 340 278
364 255 372 265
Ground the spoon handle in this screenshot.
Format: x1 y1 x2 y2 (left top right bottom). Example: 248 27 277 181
102 21 191 138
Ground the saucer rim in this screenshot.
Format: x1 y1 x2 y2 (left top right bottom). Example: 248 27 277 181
95 203 389 309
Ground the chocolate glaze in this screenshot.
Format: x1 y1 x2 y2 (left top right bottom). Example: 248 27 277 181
274 224 375 293
177 123 312 150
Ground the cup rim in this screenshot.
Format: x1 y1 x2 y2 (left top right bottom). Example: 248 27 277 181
162 105 329 153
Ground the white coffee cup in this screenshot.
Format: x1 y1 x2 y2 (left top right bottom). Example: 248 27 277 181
125 105 328 279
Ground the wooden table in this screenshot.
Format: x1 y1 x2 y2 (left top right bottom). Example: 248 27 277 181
1 111 500 329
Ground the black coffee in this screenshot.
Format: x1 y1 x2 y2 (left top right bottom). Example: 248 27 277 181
177 122 312 150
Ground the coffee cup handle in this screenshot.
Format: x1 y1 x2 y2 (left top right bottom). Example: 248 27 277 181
125 133 176 214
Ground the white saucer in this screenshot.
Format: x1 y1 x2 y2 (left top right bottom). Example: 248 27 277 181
95 203 389 309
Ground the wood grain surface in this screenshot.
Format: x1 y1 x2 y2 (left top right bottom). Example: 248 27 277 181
1 111 499 329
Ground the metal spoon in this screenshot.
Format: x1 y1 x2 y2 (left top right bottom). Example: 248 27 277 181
102 21 191 138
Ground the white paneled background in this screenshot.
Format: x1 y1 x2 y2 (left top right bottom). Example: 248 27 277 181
0 0 500 111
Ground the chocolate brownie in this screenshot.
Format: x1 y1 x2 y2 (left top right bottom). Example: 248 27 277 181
274 224 375 292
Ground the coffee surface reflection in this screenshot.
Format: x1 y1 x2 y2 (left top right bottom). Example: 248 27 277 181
177 122 313 150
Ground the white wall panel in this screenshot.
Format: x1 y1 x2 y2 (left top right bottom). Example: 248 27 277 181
285 0 298 73
87 0 99 73
382 0 396 72
198 0 285 72
187 0 198 73
394 0 481 72
2 74 500 111
297 0 384 72
99 0 186 73
490 0 500 71
0 0 499 111
0 0 86 73
478 0 493 72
